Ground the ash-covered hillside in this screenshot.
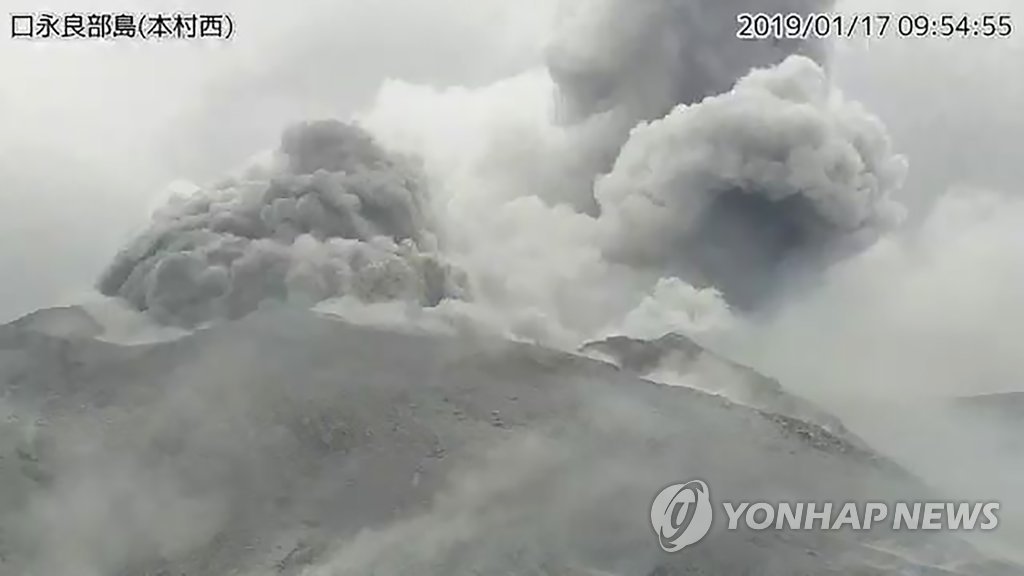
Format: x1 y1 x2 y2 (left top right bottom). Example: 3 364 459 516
0 305 1019 576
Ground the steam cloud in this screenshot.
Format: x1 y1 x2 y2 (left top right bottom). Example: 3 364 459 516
98 121 468 327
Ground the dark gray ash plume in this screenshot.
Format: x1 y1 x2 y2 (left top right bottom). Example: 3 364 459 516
595 56 907 308
540 0 836 221
98 120 468 327
547 0 833 125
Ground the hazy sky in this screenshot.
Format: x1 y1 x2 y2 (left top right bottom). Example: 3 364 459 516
0 0 1021 322
0 0 557 321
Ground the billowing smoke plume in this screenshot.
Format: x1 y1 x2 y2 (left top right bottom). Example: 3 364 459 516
98 121 467 327
360 53 906 339
596 56 907 308
542 0 834 213
96 3 903 331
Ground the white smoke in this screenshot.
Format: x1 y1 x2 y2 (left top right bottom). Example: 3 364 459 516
716 184 1024 561
360 72 643 344
607 278 734 341
357 54 906 341
738 185 1024 402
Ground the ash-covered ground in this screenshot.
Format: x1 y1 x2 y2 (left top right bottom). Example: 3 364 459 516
0 305 1020 576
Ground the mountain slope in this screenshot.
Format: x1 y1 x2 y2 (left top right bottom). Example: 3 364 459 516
0 306 1018 576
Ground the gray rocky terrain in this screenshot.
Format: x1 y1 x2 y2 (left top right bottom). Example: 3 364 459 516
0 305 1019 575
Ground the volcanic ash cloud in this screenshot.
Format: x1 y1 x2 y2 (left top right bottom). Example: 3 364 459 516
98 120 468 327
547 0 831 125
596 55 908 309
